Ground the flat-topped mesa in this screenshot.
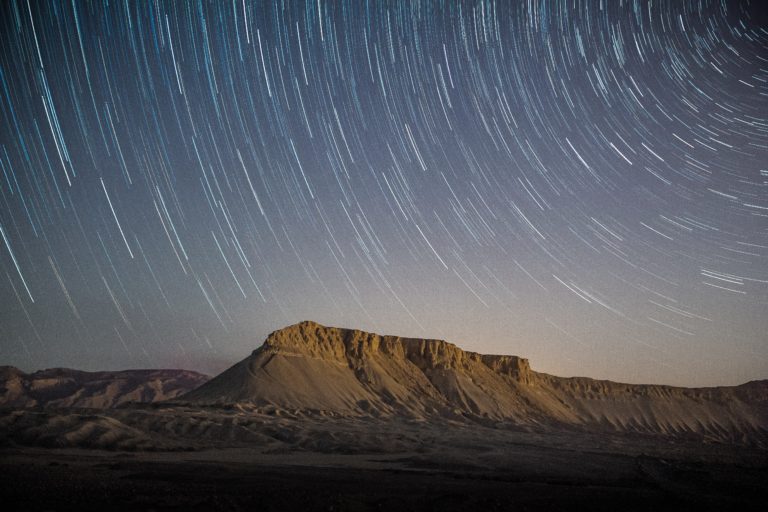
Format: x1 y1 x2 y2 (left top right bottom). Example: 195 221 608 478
181 321 768 445
260 321 533 383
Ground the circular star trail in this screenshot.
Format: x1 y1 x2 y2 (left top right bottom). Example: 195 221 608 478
0 0 766 385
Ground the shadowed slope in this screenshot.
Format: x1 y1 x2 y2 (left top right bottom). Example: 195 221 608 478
182 321 768 445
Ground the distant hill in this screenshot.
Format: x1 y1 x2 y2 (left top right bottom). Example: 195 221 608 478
183 321 768 445
0 366 209 408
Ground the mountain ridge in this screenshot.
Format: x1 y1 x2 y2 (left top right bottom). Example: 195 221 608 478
0 366 209 409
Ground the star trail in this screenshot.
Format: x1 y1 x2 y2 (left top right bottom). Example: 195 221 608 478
1 0 766 385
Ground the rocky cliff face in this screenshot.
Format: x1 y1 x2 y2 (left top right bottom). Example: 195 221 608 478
261 320 533 382
0 367 209 408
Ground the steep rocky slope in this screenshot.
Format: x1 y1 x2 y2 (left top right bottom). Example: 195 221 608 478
183 321 768 444
0 366 209 408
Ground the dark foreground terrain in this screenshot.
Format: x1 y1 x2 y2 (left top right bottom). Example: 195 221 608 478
2 413 767 512
0 451 762 512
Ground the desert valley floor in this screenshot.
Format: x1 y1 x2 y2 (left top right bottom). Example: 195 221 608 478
2 414 768 511
1 412 767 511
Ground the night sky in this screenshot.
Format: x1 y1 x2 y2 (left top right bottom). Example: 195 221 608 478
1 0 766 386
